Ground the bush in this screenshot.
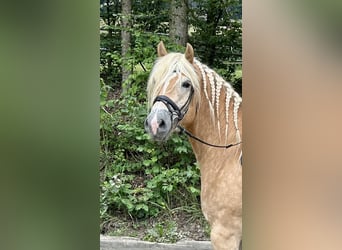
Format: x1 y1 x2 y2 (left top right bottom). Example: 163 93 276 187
100 75 200 221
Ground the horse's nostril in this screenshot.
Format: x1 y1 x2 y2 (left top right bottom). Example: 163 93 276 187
159 119 165 128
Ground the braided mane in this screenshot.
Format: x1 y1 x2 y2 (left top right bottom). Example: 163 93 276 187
194 59 241 142
147 53 241 142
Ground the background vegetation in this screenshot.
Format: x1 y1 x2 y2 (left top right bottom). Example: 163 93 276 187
100 0 242 240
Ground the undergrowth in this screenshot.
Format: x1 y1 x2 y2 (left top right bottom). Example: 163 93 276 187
102 208 210 243
100 75 201 227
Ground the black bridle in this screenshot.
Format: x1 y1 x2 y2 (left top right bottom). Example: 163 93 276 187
153 87 194 126
153 86 242 149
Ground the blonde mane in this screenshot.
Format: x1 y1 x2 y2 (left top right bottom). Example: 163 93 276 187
194 60 242 142
147 53 241 142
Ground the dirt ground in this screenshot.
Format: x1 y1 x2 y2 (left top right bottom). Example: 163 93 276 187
101 209 210 243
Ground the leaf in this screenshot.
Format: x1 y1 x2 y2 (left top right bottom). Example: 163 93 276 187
121 199 134 211
136 204 149 212
143 160 151 166
175 146 188 153
162 185 173 192
189 186 200 195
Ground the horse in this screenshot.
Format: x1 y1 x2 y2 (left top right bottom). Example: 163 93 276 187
144 41 242 250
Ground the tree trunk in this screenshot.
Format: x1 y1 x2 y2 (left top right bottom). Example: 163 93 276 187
169 0 188 46
121 0 132 92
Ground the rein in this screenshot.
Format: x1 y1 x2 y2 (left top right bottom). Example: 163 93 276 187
177 125 242 149
153 87 241 149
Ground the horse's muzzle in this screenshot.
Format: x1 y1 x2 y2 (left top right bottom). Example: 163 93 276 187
144 109 173 141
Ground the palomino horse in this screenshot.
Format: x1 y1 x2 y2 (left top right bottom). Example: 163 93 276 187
144 41 242 250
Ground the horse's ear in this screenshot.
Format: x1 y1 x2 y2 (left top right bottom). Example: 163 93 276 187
157 41 168 57
185 43 194 64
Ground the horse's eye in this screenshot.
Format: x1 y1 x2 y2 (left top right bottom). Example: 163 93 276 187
182 81 191 88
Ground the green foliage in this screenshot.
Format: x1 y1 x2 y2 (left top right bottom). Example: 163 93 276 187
100 0 242 93
100 76 200 221
189 0 242 64
216 64 242 95
189 0 242 95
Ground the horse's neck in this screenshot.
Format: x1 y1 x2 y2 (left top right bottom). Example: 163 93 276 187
187 63 242 164
189 96 242 159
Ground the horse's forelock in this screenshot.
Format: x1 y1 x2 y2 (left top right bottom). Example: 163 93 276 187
147 53 200 108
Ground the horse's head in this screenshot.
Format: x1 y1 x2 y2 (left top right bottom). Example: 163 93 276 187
144 41 200 141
